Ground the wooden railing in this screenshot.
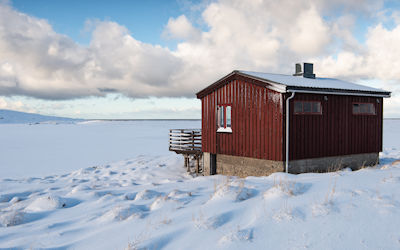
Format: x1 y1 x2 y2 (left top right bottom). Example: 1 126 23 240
169 129 202 154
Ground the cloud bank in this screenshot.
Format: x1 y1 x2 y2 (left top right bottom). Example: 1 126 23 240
0 0 398 101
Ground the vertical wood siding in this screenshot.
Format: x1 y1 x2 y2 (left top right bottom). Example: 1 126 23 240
288 93 383 160
201 79 284 161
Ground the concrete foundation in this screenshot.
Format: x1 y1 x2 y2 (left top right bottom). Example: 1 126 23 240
207 154 284 177
203 152 211 175
202 152 379 177
289 152 379 174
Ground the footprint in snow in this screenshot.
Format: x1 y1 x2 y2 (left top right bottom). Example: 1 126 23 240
93 190 124 198
168 189 193 199
46 220 74 229
219 228 254 244
264 182 311 199
194 211 233 229
273 206 305 221
382 176 400 183
99 204 148 222
150 196 172 210
373 195 400 213
124 193 137 200
135 190 163 201
312 202 340 217
211 184 258 202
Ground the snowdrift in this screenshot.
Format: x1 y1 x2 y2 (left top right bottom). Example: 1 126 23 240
1 155 400 249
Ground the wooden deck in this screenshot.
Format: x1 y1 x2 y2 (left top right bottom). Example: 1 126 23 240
169 129 203 173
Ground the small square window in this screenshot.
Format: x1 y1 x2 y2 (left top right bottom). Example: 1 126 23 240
352 103 375 115
294 101 322 115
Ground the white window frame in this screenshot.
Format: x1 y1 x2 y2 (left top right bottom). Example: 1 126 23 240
217 104 232 133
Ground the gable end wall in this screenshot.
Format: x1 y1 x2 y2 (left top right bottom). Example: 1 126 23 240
201 76 284 161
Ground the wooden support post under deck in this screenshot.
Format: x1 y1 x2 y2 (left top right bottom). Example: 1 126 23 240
196 156 199 173
186 155 190 172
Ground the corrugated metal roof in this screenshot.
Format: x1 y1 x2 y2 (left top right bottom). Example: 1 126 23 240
239 70 390 94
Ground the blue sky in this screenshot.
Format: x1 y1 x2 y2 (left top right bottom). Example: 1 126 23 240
11 0 184 46
0 0 400 118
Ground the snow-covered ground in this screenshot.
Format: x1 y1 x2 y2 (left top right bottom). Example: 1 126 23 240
0 119 400 249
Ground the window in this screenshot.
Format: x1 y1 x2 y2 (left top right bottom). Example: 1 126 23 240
353 103 376 115
294 101 322 115
217 104 232 132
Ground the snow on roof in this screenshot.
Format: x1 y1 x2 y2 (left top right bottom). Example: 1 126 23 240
239 70 390 95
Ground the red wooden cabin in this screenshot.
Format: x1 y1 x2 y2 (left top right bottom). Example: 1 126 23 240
196 63 391 176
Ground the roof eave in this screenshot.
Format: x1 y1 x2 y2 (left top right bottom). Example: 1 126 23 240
236 71 286 93
196 70 391 99
196 71 237 99
196 70 286 99
286 86 391 98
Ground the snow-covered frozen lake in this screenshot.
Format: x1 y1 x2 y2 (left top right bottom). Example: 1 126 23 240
0 120 200 178
1 119 398 178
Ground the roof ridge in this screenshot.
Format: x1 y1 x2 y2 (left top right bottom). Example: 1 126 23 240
240 70 343 81
237 70 390 95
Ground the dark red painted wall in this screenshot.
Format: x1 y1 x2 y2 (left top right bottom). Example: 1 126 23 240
201 77 383 162
288 93 383 160
201 78 284 161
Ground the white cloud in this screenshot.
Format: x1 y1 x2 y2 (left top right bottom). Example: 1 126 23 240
0 97 34 112
0 0 398 106
316 23 400 87
163 15 201 41
287 6 331 56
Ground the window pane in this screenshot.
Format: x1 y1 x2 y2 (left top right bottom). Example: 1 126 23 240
368 104 376 114
217 106 221 127
303 102 312 112
226 106 231 127
360 104 368 113
312 102 321 113
353 104 360 114
294 102 302 113
219 106 224 127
